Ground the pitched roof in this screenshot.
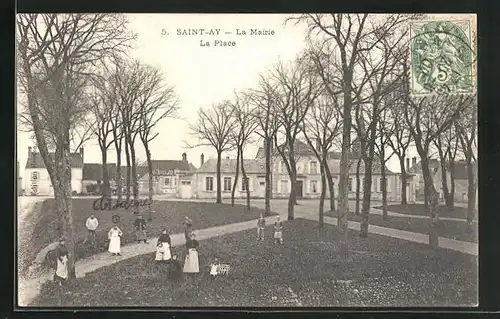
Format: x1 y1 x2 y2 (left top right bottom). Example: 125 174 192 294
25 152 83 169
82 163 117 181
255 140 348 160
326 158 396 176
197 158 266 174
408 159 476 180
408 158 440 174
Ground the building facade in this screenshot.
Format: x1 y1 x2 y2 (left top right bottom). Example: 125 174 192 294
24 147 84 196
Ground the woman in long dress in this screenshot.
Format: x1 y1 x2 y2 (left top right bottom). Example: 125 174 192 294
108 225 123 256
53 238 69 285
155 230 172 263
183 232 199 274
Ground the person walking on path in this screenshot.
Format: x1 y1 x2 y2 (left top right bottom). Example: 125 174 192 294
257 213 266 241
53 238 69 286
183 232 199 274
134 215 148 244
274 216 283 244
108 225 123 256
183 216 193 241
83 214 99 246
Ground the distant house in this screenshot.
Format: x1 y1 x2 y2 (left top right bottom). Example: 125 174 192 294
255 139 401 201
24 147 84 196
194 155 266 199
137 152 197 198
82 163 117 193
408 158 477 203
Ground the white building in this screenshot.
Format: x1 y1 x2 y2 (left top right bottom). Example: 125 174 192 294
24 147 84 196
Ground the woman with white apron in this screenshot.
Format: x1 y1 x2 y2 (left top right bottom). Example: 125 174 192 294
155 230 172 263
108 225 123 256
53 238 69 285
183 232 199 274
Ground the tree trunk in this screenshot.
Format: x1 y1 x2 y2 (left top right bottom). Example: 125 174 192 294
145 147 153 220
264 137 272 216
124 138 131 202
438 153 450 206
381 160 388 220
466 158 476 231
129 138 139 201
399 156 407 204
420 154 440 247
241 153 251 210
319 158 326 228
54 146 76 279
114 134 123 201
338 73 353 258
231 149 241 207
216 151 222 204
100 148 110 200
360 120 377 238
324 158 335 212
355 157 362 215
448 161 456 209
287 156 297 220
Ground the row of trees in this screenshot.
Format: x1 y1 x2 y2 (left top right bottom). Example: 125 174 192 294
188 14 477 257
17 14 178 278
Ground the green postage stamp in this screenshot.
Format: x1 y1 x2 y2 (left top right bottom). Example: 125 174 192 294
410 18 476 95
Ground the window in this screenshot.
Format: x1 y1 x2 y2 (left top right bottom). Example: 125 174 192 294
379 178 388 192
31 184 38 194
348 178 353 192
165 178 170 186
241 177 249 191
310 180 318 193
206 177 214 191
310 161 318 174
280 180 288 193
224 177 232 191
31 171 39 180
280 161 286 173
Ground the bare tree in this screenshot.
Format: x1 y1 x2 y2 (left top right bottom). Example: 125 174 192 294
247 76 281 216
455 98 477 231
385 84 412 205
186 102 236 203
270 56 322 221
403 72 475 246
302 92 342 227
16 13 135 278
136 64 179 218
230 92 258 210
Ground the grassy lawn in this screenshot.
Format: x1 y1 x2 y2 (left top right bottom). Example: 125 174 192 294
31 218 478 307
30 198 273 271
325 211 477 243
377 204 470 219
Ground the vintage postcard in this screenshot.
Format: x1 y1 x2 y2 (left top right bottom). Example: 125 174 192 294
16 13 478 308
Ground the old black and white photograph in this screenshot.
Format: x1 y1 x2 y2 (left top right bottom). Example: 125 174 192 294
16 13 478 307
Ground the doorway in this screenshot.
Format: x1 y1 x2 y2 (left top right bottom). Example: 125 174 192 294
295 180 303 199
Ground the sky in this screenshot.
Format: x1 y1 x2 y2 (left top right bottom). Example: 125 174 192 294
16 13 439 176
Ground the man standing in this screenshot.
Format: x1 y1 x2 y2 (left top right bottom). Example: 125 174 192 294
134 215 148 244
83 213 99 245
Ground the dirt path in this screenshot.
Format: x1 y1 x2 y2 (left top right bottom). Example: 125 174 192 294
17 197 46 279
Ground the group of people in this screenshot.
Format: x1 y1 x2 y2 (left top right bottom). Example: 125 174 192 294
257 214 284 244
52 212 284 285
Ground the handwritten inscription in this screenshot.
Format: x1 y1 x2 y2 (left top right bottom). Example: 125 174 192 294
93 197 153 211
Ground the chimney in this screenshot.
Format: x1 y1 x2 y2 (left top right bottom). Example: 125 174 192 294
406 158 410 171
315 138 321 152
412 157 417 168
200 153 205 166
182 152 187 161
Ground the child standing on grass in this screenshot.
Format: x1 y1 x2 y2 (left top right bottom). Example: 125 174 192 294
53 238 68 286
210 257 220 278
257 213 266 241
274 216 283 244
